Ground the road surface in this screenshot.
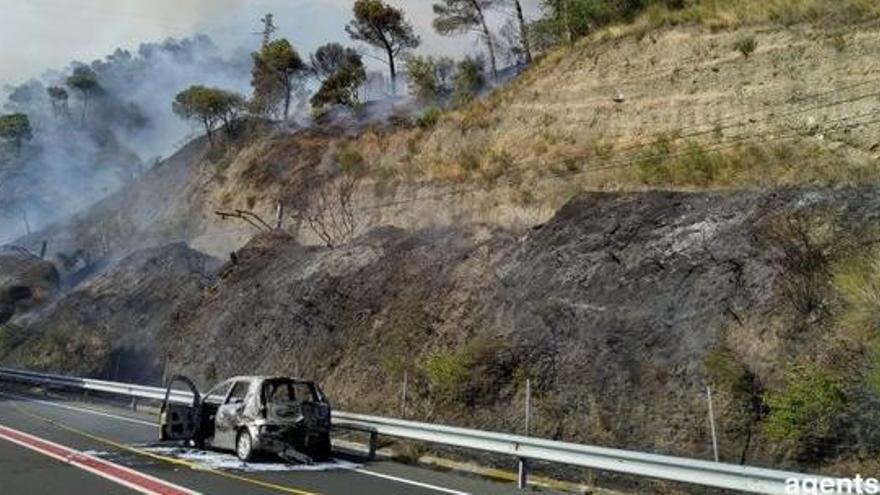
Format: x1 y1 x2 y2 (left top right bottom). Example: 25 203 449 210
0 388 555 495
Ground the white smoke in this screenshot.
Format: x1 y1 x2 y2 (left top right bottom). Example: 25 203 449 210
0 35 251 244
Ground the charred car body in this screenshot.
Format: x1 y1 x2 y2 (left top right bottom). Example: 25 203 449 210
159 375 332 462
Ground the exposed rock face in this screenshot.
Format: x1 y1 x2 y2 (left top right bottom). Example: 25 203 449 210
159 187 880 467
3 243 218 380
9 188 880 472
0 250 59 324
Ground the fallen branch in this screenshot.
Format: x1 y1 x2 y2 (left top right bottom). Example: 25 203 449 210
215 209 274 232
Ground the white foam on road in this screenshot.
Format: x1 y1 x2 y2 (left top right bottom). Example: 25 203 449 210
141 446 362 473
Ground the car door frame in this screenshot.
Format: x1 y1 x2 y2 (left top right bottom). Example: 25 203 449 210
159 375 202 443
213 379 252 450
200 379 235 448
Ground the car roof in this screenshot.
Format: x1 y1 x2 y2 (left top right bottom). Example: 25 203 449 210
225 376 315 383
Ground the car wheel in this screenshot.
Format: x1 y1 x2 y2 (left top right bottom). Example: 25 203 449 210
236 429 254 462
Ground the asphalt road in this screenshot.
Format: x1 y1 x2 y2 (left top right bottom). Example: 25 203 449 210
0 388 554 495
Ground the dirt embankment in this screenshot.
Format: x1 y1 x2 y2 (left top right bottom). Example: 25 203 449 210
3 17 880 481
6 187 880 475
11 22 880 275
0 250 59 325
142 187 875 474
1 243 217 379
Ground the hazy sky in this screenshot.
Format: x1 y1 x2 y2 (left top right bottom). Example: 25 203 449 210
0 0 542 87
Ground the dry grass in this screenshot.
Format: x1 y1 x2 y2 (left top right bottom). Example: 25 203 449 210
618 0 880 35
338 8 880 198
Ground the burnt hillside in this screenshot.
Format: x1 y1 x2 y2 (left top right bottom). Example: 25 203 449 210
8 187 874 474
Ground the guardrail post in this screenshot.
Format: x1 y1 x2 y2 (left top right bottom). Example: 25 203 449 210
400 371 408 419
131 397 139 412
707 385 719 463
517 458 528 489
368 431 378 460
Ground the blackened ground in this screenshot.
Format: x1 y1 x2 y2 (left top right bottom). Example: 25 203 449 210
9 187 880 480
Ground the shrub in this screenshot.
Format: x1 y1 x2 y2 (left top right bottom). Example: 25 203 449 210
735 36 758 58
704 342 765 463
869 342 880 397
416 106 442 129
405 56 440 102
832 249 880 339
337 147 365 175
423 348 475 403
764 211 838 318
762 364 845 444
457 147 482 172
452 56 486 106
832 248 880 395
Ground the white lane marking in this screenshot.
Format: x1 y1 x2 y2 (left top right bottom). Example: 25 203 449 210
347 467 473 495
0 423 201 495
0 392 156 427
3 391 477 494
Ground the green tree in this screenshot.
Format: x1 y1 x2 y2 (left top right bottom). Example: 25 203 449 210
251 39 307 120
311 43 351 80
433 0 500 81
172 86 245 146
0 113 33 155
539 0 652 45
452 55 486 105
47 86 69 118
405 56 440 102
311 52 367 111
66 67 100 126
346 0 420 95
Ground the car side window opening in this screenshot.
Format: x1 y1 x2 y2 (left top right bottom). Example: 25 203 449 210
264 380 318 405
202 381 233 405
227 381 249 404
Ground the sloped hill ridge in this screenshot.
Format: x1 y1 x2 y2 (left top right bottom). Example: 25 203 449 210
3 243 218 379
0 250 59 324
3 13 880 485
157 187 879 472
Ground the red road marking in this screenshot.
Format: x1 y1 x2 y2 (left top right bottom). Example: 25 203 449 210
0 424 200 495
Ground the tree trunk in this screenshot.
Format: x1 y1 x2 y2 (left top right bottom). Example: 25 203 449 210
283 77 292 120
387 46 397 96
80 92 89 126
203 116 214 146
474 3 498 81
514 0 532 64
563 0 574 44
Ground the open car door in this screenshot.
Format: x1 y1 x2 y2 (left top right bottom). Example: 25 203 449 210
159 375 202 445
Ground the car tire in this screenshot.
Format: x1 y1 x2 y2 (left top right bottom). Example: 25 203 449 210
236 429 255 462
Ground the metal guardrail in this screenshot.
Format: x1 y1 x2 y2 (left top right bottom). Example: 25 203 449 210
0 367 816 494
0 368 193 404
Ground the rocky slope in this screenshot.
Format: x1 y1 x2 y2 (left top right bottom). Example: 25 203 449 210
163 187 880 473
11 187 877 476
3 13 880 486
1 243 217 380
13 21 880 268
0 249 59 325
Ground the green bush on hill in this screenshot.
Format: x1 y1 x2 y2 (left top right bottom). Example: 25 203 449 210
762 364 845 444
832 249 880 396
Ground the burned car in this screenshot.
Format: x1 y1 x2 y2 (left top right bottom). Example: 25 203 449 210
159 375 332 462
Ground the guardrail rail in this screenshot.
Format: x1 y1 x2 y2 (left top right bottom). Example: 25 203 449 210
0 367 821 494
